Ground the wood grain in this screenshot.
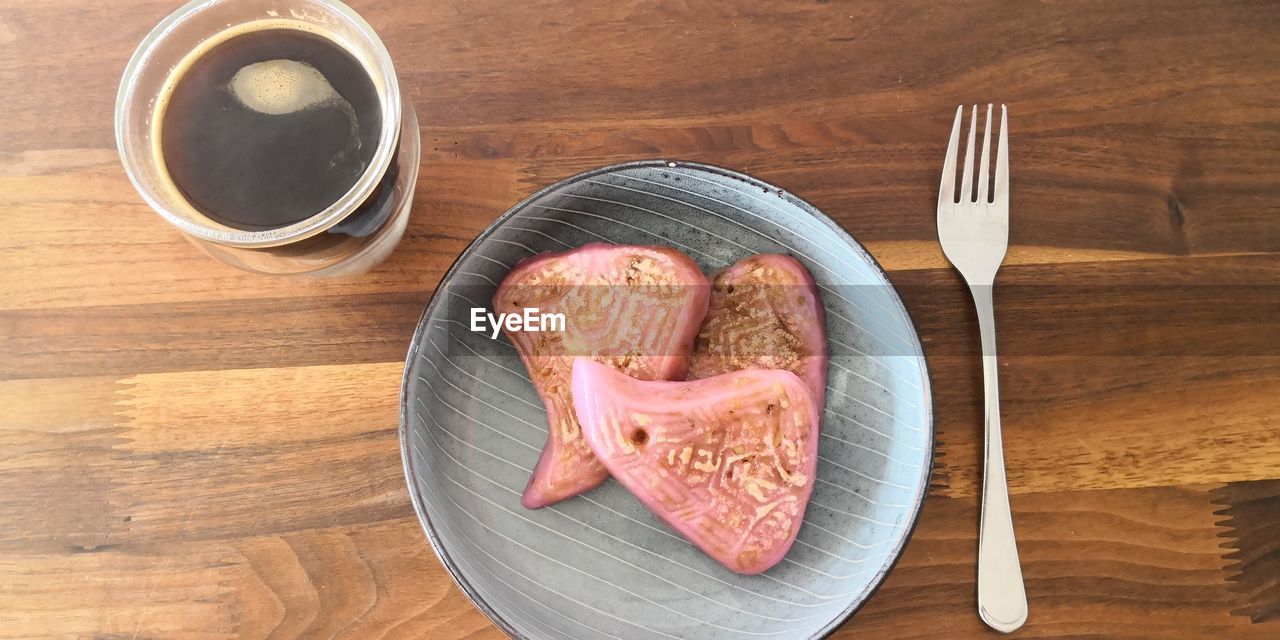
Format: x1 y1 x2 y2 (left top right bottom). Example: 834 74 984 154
838 485 1274 639
1213 480 1280 624
2 0 1278 637
0 517 502 640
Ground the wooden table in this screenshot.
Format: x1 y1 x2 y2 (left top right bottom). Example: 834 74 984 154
3 0 1278 637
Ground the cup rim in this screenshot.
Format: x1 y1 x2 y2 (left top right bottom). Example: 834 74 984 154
114 0 403 248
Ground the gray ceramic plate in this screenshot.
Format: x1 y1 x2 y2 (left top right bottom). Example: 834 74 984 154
400 161 933 639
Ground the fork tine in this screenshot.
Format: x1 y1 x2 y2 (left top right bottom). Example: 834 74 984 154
939 105 963 205
977 104 993 204
993 104 1009 210
960 105 977 203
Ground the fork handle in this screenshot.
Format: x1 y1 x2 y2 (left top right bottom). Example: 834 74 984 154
971 283 1028 633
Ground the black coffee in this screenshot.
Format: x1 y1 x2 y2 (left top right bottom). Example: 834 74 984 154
160 27 382 230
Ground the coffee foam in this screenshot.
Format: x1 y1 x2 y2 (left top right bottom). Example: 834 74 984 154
230 58 339 115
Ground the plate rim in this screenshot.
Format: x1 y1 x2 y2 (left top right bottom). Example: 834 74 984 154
398 159 936 640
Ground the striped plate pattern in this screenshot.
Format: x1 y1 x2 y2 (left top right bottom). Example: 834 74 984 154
400 161 934 639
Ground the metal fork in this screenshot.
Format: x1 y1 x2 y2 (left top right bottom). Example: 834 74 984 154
937 104 1027 633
